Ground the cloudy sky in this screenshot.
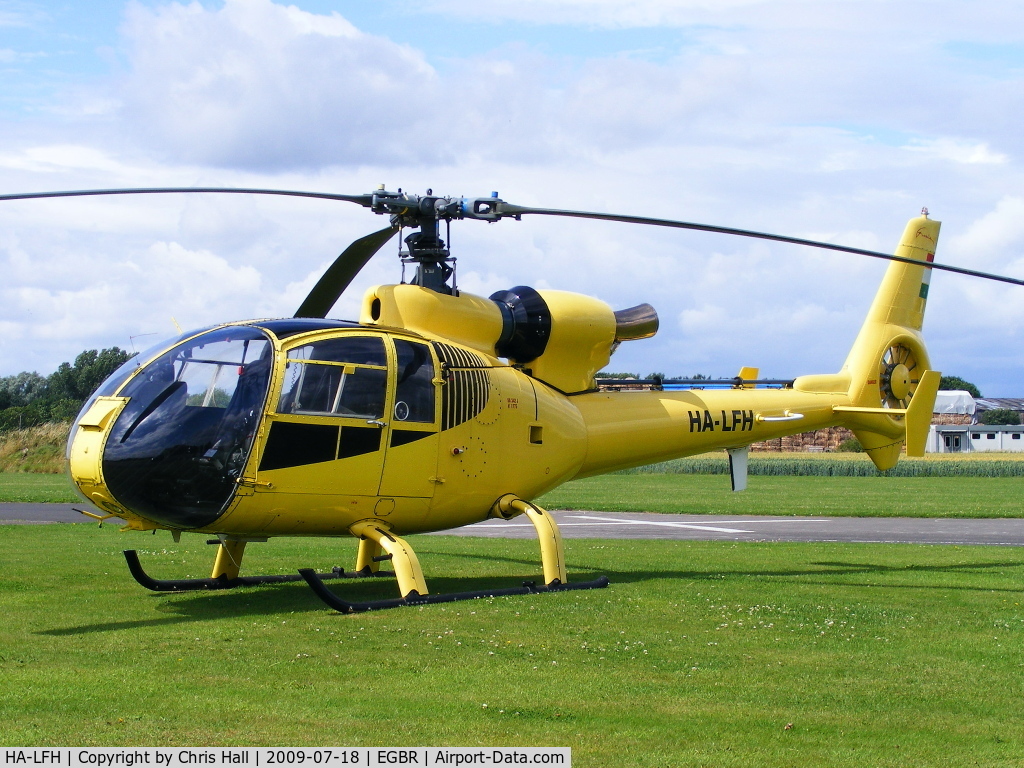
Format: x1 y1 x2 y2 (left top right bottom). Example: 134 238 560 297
2 0 1024 395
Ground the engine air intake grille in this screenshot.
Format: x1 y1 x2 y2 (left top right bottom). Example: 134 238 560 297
433 343 490 431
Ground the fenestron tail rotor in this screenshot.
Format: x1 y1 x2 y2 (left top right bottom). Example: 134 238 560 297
879 343 921 409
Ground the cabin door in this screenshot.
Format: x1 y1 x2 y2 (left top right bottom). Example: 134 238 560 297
378 338 440 498
254 333 390 496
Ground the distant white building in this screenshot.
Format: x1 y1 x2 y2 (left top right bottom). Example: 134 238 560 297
927 424 1024 453
921 391 1024 450
926 390 1024 452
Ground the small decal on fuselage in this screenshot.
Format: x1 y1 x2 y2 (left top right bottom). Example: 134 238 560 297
688 409 755 433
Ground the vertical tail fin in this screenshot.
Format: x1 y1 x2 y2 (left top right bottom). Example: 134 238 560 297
840 215 942 469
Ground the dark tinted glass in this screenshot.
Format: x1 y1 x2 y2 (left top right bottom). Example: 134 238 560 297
253 318 360 339
393 339 435 423
288 336 386 366
278 365 386 419
65 330 215 460
102 327 272 529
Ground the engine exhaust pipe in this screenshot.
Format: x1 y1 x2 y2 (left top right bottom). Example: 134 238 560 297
614 303 659 341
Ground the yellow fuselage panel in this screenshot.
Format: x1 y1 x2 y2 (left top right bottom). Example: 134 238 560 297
67 396 138 521
207 376 867 535
208 493 432 537
527 290 617 394
572 387 851 477
72 322 910 540
361 284 506 359
191 358 589 537
428 367 588 530
72 328 873 538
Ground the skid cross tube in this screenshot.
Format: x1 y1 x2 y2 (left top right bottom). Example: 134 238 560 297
123 550 390 592
299 569 610 613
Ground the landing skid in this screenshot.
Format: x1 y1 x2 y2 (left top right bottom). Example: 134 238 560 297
123 550 392 592
299 569 610 613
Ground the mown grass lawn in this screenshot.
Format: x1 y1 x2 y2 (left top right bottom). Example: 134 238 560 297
1 524 1023 766
536 473 1024 518
0 472 78 502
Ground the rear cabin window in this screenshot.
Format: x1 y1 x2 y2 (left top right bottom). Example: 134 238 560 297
393 339 436 423
278 336 387 419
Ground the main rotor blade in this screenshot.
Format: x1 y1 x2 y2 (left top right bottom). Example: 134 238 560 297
295 225 400 318
0 187 374 206
498 203 1024 288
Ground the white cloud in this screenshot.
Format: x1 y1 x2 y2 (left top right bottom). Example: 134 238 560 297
0 144 142 174
3 0 1024 397
950 197 1024 260
417 0 1024 40
904 137 1008 165
0 5 40 28
419 0 809 29
117 0 445 169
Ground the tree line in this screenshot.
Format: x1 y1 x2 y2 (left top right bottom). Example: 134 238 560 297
0 348 134 432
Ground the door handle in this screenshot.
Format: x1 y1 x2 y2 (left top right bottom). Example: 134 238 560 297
366 419 387 427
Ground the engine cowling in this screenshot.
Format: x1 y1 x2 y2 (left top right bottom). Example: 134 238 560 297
361 284 657 394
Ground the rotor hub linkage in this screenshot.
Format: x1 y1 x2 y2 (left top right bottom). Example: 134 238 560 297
370 188 509 294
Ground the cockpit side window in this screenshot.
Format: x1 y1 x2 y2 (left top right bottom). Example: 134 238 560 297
393 339 435 423
278 336 387 419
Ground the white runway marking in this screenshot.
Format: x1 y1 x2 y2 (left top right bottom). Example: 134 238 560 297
565 515 754 534
697 519 831 525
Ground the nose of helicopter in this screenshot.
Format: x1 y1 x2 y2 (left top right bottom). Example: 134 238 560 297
68 326 273 530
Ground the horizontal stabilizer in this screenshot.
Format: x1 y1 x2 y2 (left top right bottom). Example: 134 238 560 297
833 405 907 416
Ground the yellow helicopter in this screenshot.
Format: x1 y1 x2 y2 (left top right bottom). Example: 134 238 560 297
5 185 1023 612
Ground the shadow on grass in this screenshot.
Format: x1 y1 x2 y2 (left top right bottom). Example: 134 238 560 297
414 546 1024 599
36 549 1024 637
417 544 1024 579
36 568 578 636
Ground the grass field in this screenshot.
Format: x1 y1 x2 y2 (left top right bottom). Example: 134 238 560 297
1 525 1022 766
0 472 78 502
536 474 1024 518
5 471 1024 519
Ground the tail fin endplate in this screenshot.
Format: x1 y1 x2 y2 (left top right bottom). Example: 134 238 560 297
840 215 941 470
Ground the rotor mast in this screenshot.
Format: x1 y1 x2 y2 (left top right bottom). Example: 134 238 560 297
373 187 454 293
370 186 506 295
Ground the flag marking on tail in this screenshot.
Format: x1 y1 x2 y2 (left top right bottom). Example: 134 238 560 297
919 251 936 299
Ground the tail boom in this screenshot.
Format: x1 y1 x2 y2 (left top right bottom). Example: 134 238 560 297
572 213 943 478
572 386 852 478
